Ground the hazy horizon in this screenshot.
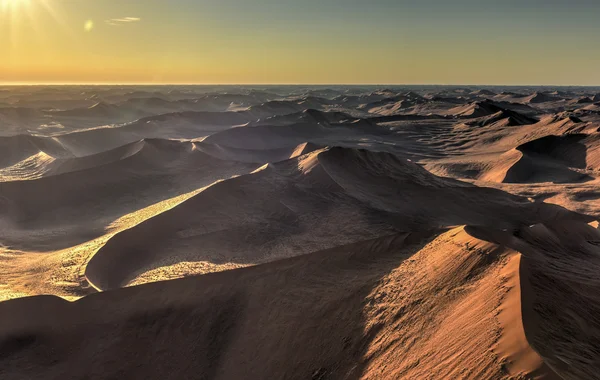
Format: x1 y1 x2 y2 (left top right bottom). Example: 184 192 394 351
3 83 600 88
2 0 600 85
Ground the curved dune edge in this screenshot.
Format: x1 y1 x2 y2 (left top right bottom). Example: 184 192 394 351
494 253 560 379
427 139 594 185
0 139 146 182
83 146 584 291
83 177 234 291
0 226 566 379
193 141 323 164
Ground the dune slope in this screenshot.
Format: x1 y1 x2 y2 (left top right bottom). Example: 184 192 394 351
2 224 585 379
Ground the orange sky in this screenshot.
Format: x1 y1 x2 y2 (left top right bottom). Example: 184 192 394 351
2 0 600 85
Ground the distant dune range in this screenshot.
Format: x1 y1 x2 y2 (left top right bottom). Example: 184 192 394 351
1 86 600 379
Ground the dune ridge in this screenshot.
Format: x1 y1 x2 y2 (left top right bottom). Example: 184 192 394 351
2 85 600 379
84 147 586 290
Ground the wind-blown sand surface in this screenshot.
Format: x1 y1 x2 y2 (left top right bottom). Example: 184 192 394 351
1 85 600 379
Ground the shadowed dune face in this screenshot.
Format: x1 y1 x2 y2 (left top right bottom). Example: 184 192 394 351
467 222 600 379
0 229 556 379
1 85 600 379
516 134 589 168
0 139 258 250
2 223 598 379
84 147 586 291
424 112 600 185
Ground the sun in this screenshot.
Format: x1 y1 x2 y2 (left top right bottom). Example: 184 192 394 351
0 0 30 11
1 0 63 49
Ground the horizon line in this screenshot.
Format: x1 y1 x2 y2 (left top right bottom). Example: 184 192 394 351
2 82 600 87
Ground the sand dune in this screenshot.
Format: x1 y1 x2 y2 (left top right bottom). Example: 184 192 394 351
426 94 467 103
362 98 419 115
305 88 344 99
426 112 599 184
0 134 73 168
0 139 149 181
447 99 538 119
2 85 600 379
332 93 395 108
502 149 592 184
470 88 497 96
45 110 256 156
469 221 600 379
118 96 241 114
569 96 594 105
522 92 563 104
516 134 593 168
85 147 584 290
203 119 393 150
195 141 323 163
48 97 224 121
241 100 316 118
447 101 502 118
463 110 537 128
53 107 358 156
582 101 600 110
0 90 283 133
3 220 597 379
0 106 42 121
49 102 128 118
0 139 256 249
45 102 154 129
249 109 366 127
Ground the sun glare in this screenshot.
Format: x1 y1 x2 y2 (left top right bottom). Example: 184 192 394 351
1 0 67 50
0 0 29 11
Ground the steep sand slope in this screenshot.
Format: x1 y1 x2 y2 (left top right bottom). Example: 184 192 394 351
446 100 537 119
467 221 600 379
0 140 146 181
2 224 586 379
0 135 73 168
85 147 585 290
424 114 599 184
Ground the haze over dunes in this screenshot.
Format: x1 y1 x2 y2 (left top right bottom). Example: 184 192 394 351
0 85 600 379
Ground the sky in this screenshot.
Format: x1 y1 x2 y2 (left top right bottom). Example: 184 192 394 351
1 0 599 85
